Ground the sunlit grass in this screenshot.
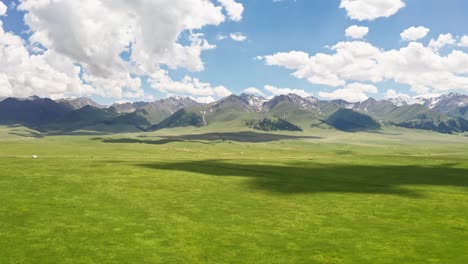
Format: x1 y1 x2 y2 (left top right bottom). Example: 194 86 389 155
0 126 467 263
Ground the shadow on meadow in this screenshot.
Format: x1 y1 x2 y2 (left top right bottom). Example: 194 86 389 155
132 160 468 197
8 131 44 138
96 131 322 144
98 137 187 145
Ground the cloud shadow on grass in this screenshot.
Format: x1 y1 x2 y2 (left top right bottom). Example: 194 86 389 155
131 160 468 197
8 131 44 138
99 137 187 145
96 131 321 144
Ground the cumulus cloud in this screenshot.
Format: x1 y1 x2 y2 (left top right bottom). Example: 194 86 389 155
19 0 226 74
259 51 309 69
429 33 455 51
230 32 247 42
264 85 311 98
0 0 240 100
260 39 468 95
261 41 381 87
191 96 217 103
319 83 378 102
400 26 430 41
340 0 405 21
459 36 468 47
149 69 231 99
243 87 265 96
0 1 6 16
218 0 244 22
384 89 409 98
345 25 369 39
0 22 96 99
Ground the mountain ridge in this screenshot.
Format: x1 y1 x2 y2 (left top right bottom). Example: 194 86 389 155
1 93 467 135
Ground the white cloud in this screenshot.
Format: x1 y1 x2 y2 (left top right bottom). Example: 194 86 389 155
243 87 265 96
0 73 13 97
400 26 430 41
264 85 311 98
218 0 244 22
429 33 455 51
19 0 226 74
0 23 96 99
260 39 468 96
345 25 369 39
319 83 378 102
192 96 216 103
261 41 381 87
216 34 227 40
459 36 468 47
340 0 405 21
0 1 7 16
149 69 231 100
260 51 309 69
230 32 247 42
385 89 409 98
6 0 238 99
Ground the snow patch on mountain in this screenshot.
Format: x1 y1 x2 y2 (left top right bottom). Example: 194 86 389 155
388 95 425 106
240 93 268 111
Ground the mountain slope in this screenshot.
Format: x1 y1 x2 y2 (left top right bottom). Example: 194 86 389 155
56 97 105 110
386 93 468 121
111 97 201 125
140 97 201 124
246 117 302 132
0 97 71 125
446 106 468 120
262 94 324 128
353 99 468 134
41 106 118 132
110 101 150 113
397 118 468 134
2 93 468 135
103 110 152 131
42 106 154 133
325 108 381 132
151 108 205 130
428 93 468 120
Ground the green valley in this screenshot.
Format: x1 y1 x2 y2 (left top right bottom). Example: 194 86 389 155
0 125 467 263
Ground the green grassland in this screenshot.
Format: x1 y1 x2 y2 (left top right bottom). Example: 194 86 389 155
0 125 467 263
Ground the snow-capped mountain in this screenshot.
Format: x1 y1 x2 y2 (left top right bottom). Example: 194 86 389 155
386 93 468 119
388 95 425 106
264 94 320 111
1 92 468 135
386 93 468 109
424 93 468 111
239 93 269 111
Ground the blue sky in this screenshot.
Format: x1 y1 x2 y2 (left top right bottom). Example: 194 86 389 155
1 0 468 104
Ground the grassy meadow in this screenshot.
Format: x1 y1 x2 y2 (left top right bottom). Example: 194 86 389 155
0 125 467 263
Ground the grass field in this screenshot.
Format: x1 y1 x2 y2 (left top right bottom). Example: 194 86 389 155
0 125 467 263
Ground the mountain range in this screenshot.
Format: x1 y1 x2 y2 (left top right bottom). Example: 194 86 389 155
0 92 467 135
